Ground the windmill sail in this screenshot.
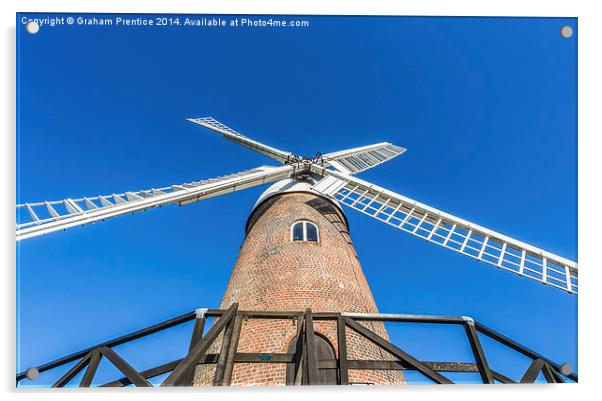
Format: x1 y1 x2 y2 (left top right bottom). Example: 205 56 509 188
17 116 577 295
16 165 295 241
310 166 578 294
323 143 407 174
187 117 294 164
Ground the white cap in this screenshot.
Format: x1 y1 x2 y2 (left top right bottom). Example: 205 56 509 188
251 177 342 213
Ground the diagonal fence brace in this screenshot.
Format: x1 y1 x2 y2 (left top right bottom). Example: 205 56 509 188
343 317 453 384
161 303 239 386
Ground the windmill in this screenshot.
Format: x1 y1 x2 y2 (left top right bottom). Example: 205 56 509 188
16 117 578 386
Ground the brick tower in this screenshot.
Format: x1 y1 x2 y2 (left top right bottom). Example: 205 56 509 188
194 178 405 386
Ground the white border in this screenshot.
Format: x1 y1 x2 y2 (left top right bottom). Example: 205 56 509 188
2 1 600 401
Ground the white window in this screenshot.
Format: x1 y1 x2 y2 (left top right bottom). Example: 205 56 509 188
291 220 319 242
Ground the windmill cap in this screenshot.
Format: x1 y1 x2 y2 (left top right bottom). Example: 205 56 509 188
246 177 348 233
252 177 342 211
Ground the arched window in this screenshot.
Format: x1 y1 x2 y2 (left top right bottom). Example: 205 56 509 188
291 220 319 242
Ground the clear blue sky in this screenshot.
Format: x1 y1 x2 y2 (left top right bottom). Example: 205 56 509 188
16 14 577 385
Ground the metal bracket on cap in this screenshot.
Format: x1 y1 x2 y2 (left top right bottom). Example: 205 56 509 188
195 308 208 319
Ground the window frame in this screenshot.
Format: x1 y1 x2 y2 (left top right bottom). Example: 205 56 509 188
290 220 320 243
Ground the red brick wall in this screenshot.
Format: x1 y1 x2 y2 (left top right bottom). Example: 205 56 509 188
193 192 404 386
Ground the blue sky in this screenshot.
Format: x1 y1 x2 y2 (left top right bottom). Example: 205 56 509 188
16 14 577 385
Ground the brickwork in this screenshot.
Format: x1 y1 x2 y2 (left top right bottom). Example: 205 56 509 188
193 190 405 386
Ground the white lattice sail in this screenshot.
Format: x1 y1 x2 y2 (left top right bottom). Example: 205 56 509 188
17 117 577 296
324 143 407 174
17 165 295 241
311 166 578 294
187 117 294 164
